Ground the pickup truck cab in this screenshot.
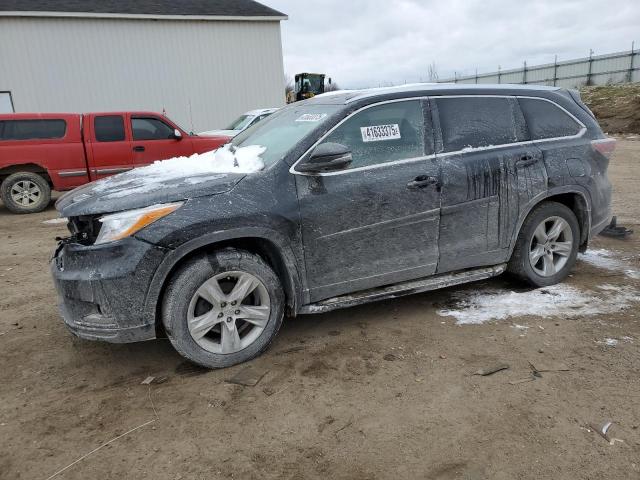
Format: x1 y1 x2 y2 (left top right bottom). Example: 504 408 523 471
0 112 230 213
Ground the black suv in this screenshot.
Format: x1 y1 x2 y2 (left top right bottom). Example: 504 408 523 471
52 84 614 368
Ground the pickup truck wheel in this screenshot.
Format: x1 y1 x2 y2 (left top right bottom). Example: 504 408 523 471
1 172 51 214
162 249 285 369
508 201 580 287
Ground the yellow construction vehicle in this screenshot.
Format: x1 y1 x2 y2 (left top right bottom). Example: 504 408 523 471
287 73 331 103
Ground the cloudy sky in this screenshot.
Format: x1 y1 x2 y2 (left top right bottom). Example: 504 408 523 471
265 0 640 88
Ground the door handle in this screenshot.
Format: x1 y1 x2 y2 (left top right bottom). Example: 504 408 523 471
133 146 145 152
518 154 537 167
407 175 439 190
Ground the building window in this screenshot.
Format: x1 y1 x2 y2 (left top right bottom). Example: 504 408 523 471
0 92 14 114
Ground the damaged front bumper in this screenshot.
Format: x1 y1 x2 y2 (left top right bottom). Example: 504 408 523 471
50 236 168 343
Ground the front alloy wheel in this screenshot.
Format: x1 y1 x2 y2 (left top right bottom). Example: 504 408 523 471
188 271 271 354
162 250 285 369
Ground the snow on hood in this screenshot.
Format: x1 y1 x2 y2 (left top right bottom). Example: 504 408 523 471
56 144 266 216
91 144 266 197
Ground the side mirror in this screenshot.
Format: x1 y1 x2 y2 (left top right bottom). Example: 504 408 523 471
173 128 183 140
297 142 352 173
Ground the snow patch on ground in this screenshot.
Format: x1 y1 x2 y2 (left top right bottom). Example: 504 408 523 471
42 217 68 225
597 335 634 347
90 144 266 196
578 249 639 279
438 283 640 325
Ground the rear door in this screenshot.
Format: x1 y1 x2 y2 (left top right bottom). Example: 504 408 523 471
432 95 545 273
130 114 192 166
294 99 442 301
87 114 133 180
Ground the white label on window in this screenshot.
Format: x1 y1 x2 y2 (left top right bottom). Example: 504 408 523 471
296 113 327 122
360 124 401 142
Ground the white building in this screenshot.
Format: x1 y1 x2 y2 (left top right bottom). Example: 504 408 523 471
0 0 287 131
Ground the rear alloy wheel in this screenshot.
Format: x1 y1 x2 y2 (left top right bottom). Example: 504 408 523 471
508 201 580 287
1 172 51 214
162 249 284 369
528 216 574 277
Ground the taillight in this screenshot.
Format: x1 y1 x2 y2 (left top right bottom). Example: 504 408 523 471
591 138 616 159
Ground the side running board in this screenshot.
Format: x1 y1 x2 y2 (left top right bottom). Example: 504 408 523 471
299 264 507 314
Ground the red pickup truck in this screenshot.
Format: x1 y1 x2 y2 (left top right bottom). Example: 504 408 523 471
0 112 230 213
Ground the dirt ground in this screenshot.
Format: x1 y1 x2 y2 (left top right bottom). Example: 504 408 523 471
1 140 639 480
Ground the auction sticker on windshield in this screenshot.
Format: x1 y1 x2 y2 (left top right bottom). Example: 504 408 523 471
296 113 327 122
360 124 401 142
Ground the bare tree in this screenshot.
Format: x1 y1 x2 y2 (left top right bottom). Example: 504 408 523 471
284 74 294 96
427 62 439 82
324 79 340 92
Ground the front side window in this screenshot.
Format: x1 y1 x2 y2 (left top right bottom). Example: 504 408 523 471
132 117 175 141
435 97 527 152
319 100 426 169
95 115 125 142
518 98 582 140
0 119 66 141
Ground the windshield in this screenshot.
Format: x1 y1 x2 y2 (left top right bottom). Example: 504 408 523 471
296 75 324 94
232 104 341 167
226 114 256 131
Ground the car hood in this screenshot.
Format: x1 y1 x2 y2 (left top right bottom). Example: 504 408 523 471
200 129 239 137
56 172 246 217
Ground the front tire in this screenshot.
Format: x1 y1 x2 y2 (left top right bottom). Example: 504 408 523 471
508 201 580 287
162 249 285 369
1 172 51 214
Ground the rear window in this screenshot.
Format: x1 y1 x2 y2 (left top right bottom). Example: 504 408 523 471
95 115 125 142
434 97 527 152
0 119 66 141
518 98 582 140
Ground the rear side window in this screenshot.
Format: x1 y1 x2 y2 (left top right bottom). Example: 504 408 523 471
320 100 427 169
0 119 66 140
95 116 125 142
132 117 175 140
434 97 527 152
518 98 582 140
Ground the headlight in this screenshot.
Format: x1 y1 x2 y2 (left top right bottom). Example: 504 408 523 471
95 202 183 245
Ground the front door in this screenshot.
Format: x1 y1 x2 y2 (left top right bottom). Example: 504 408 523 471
294 99 442 301
130 115 192 166
431 95 545 273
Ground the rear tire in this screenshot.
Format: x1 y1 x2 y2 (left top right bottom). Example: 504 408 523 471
1 172 51 214
162 249 285 369
508 201 580 287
